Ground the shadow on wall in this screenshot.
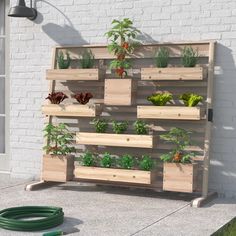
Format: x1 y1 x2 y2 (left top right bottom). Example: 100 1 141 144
210 43 236 198
34 0 88 45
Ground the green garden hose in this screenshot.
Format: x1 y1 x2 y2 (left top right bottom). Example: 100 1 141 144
0 206 64 232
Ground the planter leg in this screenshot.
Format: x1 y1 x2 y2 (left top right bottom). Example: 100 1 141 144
25 180 58 191
191 192 218 208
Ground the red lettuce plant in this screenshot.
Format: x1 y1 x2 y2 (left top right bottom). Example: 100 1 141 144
72 92 93 105
46 92 68 104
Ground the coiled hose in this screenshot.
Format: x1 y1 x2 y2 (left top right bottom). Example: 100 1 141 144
0 206 64 231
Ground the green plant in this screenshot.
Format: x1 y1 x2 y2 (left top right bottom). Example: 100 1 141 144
105 18 140 78
57 51 71 69
112 121 128 134
160 127 194 163
181 46 198 67
92 119 108 133
120 154 134 169
80 50 95 69
81 152 95 166
139 155 154 171
43 123 75 155
100 152 113 168
179 93 203 107
133 120 148 135
147 93 173 106
155 47 169 68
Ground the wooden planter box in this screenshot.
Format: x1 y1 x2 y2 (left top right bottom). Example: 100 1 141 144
42 104 102 117
104 78 137 105
163 163 198 193
42 154 74 182
76 132 156 148
74 166 156 185
141 67 205 81
137 106 202 120
46 68 105 81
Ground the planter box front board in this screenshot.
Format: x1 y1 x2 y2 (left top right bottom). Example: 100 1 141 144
141 67 204 81
163 163 198 193
76 132 155 148
137 106 202 120
46 68 105 81
42 155 74 182
104 78 137 105
42 104 102 117
75 166 156 185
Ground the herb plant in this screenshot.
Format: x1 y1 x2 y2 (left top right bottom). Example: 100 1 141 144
112 121 128 134
181 46 198 67
92 119 108 133
120 154 134 169
133 120 148 135
155 47 169 68
43 123 75 155
57 51 71 69
72 92 93 105
80 50 95 69
46 92 68 104
179 93 203 107
105 18 140 78
139 155 154 171
81 152 95 166
160 127 194 163
147 93 173 106
100 152 113 168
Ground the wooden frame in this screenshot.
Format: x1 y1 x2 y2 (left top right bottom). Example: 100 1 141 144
163 163 198 193
141 67 205 81
46 68 105 81
38 41 216 206
137 106 203 120
42 104 102 117
74 166 157 185
76 132 156 148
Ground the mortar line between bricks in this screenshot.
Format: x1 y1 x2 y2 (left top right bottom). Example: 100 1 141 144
129 202 191 236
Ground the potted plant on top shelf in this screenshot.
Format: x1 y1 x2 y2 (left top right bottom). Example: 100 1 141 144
104 18 140 105
160 127 198 193
141 45 204 81
42 123 75 182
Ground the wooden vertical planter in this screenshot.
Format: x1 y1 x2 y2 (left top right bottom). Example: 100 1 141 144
104 78 137 105
42 155 74 182
163 163 198 193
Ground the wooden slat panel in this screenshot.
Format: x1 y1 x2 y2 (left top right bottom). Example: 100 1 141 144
74 166 153 184
46 68 105 81
137 106 203 120
141 67 204 81
42 104 102 117
76 132 155 148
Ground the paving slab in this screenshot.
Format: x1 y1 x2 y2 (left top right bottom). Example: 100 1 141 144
0 180 235 236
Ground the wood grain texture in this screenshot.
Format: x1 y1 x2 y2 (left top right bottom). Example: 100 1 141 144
163 163 198 193
46 68 105 81
42 104 103 117
141 67 204 81
42 155 74 182
76 132 155 148
137 106 203 120
74 166 155 184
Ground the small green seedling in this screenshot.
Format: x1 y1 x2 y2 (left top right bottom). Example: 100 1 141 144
81 152 95 166
112 121 128 134
100 152 113 168
80 50 95 69
139 155 154 171
181 46 198 67
120 154 134 169
147 93 173 106
133 120 148 135
92 119 108 133
57 51 71 69
155 47 169 68
179 93 203 107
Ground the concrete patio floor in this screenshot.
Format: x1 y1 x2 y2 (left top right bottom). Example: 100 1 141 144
0 178 235 236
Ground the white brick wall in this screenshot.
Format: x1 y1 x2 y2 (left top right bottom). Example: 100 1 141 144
9 0 236 197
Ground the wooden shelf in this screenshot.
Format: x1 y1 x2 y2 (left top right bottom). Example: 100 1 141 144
137 106 203 120
74 166 156 184
42 104 102 117
76 132 155 148
46 68 105 81
163 163 198 193
141 67 205 81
